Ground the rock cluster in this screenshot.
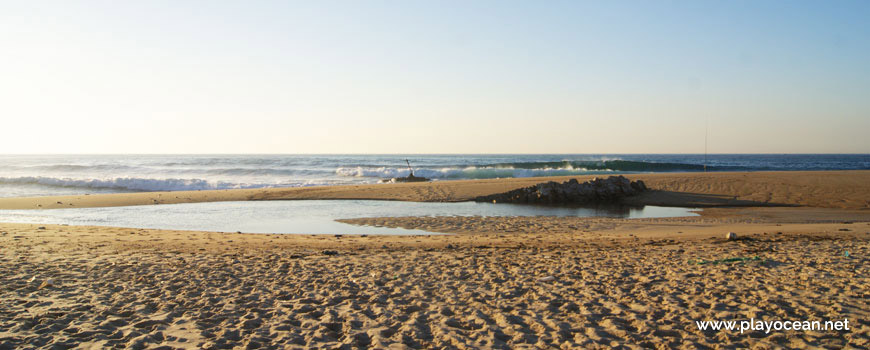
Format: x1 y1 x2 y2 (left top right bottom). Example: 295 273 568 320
475 175 647 205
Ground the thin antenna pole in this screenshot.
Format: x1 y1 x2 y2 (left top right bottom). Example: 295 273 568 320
405 159 414 177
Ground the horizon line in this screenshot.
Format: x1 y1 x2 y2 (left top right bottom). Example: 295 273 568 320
2 152 869 156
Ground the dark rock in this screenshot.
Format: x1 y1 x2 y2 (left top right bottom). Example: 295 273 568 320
475 176 647 205
384 174 429 183
321 250 338 256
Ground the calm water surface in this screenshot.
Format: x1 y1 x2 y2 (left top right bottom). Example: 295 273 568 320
0 200 698 235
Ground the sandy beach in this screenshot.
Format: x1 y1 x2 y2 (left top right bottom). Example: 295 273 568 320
1 171 869 349
6 0 869 347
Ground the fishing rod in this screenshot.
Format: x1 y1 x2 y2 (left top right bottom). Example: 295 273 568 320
405 159 414 177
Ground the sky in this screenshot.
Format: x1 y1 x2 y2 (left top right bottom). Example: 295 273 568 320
1 1 868 154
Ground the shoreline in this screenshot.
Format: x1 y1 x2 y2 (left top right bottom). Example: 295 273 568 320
1 170 869 210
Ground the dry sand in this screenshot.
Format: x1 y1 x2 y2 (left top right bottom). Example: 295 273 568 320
1 171 870 349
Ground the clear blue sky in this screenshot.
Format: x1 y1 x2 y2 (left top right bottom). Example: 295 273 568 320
1 1 868 153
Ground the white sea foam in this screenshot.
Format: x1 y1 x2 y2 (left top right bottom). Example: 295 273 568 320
334 166 607 179
0 176 335 193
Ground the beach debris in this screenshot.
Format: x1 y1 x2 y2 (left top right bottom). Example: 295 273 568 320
38 278 56 289
37 226 46 230
537 276 556 282
725 232 737 240
844 251 851 258
28 276 38 283
474 176 647 205
334 234 343 238
322 250 338 256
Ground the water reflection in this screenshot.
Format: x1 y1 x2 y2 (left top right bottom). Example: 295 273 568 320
0 200 697 235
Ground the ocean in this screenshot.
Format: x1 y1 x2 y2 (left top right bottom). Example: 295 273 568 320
1 154 868 198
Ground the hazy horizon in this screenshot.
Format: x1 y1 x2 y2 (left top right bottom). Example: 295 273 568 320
2 1 868 154
2 152 870 156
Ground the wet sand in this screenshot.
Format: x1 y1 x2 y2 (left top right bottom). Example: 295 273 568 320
1 171 870 348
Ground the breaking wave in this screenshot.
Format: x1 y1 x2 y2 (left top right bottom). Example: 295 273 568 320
480 160 748 172
334 160 748 180
0 176 330 192
335 166 613 180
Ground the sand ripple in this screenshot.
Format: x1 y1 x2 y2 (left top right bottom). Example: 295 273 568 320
1 221 868 349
